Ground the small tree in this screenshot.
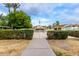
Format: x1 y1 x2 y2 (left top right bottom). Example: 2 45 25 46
0 15 8 26
56 21 60 25
53 21 60 27
7 11 32 29
0 20 6 26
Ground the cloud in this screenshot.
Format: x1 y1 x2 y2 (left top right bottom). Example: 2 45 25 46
0 4 8 15
31 17 52 26
20 3 65 17
0 11 7 16
56 8 79 22
1 3 79 25
73 7 79 16
19 3 79 25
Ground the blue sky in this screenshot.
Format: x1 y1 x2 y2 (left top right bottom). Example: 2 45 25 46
0 3 79 26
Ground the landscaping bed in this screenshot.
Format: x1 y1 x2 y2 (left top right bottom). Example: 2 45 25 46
69 30 79 38
0 29 33 55
48 39 79 56
0 29 34 39
47 30 68 39
0 40 30 56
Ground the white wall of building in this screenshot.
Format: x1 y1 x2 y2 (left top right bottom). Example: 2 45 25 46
62 27 79 30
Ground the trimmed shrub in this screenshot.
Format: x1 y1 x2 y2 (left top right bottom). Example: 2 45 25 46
69 31 79 38
0 29 34 39
47 30 68 39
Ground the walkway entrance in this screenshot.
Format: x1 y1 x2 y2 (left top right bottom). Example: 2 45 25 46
21 30 56 56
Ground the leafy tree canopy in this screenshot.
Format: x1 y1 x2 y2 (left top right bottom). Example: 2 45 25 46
7 11 32 29
0 15 8 26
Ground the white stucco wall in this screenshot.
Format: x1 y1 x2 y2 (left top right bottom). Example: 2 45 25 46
62 27 79 30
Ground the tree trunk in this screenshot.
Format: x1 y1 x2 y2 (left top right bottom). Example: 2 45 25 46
9 8 10 13
14 8 16 13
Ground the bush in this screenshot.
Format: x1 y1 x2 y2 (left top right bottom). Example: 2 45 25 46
69 31 79 38
0 29 34 39
6 11 32 29
47 30 68 39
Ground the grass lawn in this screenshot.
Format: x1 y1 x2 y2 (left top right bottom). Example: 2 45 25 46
48 39 79 56
0 39 30 56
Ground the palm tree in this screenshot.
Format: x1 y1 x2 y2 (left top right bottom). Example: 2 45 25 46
53 21 60 30
3 3 12 13
53 21 60 27
56 21 60 25
11 3 20 12
4 3 20 13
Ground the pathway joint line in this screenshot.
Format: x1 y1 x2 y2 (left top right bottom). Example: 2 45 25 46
21 30 56 56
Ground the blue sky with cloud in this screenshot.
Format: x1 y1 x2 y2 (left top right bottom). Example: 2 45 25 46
0 3 79 26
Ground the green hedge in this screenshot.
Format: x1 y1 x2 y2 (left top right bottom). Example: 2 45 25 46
69 31 79 38
0 29 34 39
47 30 68 39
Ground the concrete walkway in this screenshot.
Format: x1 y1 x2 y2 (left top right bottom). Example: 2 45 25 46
21 30 56 56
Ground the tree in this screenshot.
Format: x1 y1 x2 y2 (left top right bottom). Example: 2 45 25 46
56 21 60 25
0 15 8 26
0 20 6 26
11 3 20 12
6 11 32 29
53 21 60 27
3 3 12 13
0 13 3 19
4 3 20 13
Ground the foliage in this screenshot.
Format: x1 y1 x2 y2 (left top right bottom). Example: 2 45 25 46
0 16 8 26
3 3 20 13
3 3 12 13
0 29 34 39
53 21 60 27
69 30 79 38
11 3 20 12
0 20 7 26
3 3 32 29
55 51 65 56
55 21 60 25
47 30 68 39
7 11 32 29
53 47 73 56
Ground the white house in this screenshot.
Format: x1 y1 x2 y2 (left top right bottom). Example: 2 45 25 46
62 24 79 30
